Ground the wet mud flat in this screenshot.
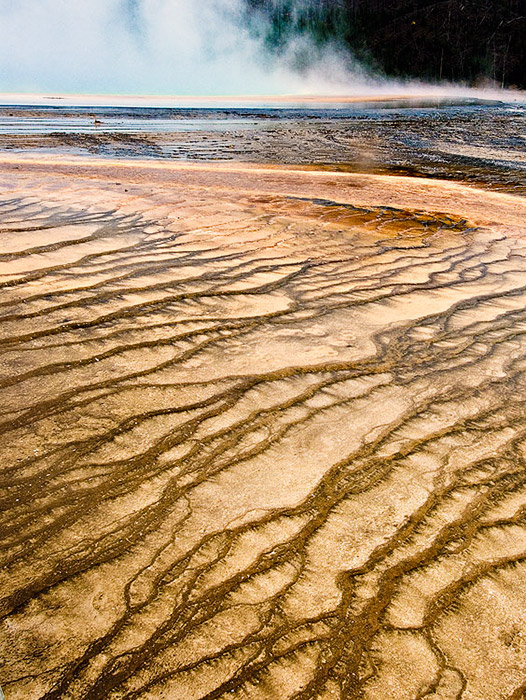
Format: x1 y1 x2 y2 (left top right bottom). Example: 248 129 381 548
0 147 526 700
1 101 525 193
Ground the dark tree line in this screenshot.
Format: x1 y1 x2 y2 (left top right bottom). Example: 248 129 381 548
245 0 526 88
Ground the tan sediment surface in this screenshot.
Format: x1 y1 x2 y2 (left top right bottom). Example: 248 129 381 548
1 155 526 699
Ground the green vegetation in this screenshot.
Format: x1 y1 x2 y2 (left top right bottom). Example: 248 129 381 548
246 0 525 88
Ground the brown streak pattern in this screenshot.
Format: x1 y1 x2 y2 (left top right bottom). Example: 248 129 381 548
1 159 526 699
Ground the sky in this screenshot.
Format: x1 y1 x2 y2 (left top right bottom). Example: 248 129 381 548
0 0 368 96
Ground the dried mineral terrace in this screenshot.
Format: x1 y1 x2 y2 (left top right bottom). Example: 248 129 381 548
1 155 526 699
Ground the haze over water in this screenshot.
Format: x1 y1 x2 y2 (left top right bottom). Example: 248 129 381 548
0 0 359 95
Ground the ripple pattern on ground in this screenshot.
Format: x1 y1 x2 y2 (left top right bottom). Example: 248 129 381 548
1 159 526 699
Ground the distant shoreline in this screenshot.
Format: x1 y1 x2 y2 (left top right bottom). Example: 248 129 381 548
0 88 524 109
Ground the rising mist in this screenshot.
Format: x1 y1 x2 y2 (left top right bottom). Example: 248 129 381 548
0 0 373 95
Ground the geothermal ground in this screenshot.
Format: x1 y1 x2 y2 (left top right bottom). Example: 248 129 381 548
1 101 526 699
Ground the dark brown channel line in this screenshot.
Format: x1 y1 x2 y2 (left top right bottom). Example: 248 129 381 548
1 158 526 700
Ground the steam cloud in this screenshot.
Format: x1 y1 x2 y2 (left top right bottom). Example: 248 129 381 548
0 0 371 95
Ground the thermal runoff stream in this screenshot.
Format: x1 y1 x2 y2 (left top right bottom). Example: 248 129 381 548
0 98 526 699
